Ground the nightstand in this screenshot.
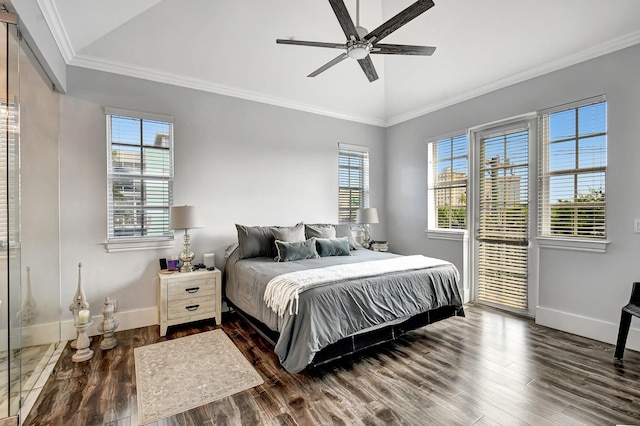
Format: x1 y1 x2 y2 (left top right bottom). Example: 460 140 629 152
157 269 221 336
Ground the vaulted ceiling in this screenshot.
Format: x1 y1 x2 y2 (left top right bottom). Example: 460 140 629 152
39 0 640 126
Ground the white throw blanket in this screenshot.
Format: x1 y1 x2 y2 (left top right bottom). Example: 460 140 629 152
264 255 452 317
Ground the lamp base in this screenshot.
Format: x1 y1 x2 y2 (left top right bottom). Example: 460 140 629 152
362 224 372 249
179 231 195 273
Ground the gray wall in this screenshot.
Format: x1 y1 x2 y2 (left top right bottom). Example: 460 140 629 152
58 66 386 335
385 43 640 349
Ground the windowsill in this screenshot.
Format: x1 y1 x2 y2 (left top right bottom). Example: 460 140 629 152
536 236 609 253
426 229 467 241
104 238 176 253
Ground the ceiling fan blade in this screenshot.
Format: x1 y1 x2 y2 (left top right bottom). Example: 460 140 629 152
365 0 435 43
371 44 436 56
308 52 349 77
357 56 379 82
328 0 360 40
277 39 346 49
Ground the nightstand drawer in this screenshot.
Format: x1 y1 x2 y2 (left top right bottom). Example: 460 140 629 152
167 297 216 320
167 278 215 301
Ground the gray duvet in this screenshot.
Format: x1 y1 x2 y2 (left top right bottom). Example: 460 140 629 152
224 247 462 373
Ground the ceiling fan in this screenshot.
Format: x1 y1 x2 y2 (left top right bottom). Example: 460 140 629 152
276 0 436 82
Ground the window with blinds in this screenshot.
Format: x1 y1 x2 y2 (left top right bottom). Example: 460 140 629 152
538 97 607 239
427 134 468 230
338 143 369 224
106 109 173 241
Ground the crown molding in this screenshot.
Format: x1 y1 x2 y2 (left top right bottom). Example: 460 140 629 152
69 54 386 127
36 0 75 63
385 31 640 127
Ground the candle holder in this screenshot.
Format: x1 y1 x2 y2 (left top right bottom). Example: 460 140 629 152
98 297 119 350
69 262 90 349
72 320 94 362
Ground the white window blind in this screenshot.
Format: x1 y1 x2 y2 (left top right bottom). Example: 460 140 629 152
338 143 369 224
427 134 468 230
106 109 174 241
0 101 18 249
477 128 529 311
538 96 606 239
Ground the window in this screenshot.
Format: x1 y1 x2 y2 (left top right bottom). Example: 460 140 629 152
338 143 369 224
427 134 468 232
106 108 173 242
538 96 607 240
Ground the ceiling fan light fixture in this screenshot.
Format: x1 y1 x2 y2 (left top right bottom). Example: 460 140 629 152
347 41 370 59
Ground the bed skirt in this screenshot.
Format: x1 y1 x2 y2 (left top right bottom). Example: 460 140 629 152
226 298 465 370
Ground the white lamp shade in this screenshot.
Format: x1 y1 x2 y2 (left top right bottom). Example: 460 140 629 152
170 205 202 230
356 207 379 224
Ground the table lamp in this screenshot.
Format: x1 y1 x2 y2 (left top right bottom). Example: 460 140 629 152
170 205 202 272
356 207 379 249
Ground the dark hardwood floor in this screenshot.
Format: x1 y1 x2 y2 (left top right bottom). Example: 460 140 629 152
23 304 640 425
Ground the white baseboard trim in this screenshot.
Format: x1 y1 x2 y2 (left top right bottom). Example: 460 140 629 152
60 306 158 342
0 307 159 351
536 306 640 352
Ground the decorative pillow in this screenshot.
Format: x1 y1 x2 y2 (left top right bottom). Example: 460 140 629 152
305 224 336 239
235 224 276 259
334 224 358 250
275 238 319 262
306 223 358 250
271 223 305 242
315 237 351 257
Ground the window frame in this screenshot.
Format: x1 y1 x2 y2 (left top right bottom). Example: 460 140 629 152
338 143 369 225
104 107 175 252
537 95 609 253
426 132 469 241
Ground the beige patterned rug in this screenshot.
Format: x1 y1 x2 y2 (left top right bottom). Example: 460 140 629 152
134 329 264 425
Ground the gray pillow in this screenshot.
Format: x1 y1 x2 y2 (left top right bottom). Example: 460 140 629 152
275 238 319 262
315 237 351 257
271 223 305 242
305 224 336 239
334 224 358 250
235 224 276 259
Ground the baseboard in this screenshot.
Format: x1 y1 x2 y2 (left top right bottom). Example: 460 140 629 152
536 306 640 352
60 306 158 342
0 307 160 350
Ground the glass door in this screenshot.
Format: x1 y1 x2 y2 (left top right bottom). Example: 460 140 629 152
472 120 535 314
0 17 21 420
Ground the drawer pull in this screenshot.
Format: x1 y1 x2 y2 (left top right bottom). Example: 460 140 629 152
185 304 200 312
185 287 200 294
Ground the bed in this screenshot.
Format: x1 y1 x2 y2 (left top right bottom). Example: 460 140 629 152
224 223 464 373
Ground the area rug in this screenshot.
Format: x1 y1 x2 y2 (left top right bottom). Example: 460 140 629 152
134 329 264 425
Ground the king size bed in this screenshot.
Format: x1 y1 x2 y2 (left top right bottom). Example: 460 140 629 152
224 223 464 373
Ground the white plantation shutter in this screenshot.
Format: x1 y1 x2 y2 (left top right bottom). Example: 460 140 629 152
477 128 529 311
106 108 173 241
338 143 369 224
538 96 606 239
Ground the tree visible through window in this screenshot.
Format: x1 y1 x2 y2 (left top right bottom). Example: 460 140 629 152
107 109 173 240
538 97 607 239
338 143 369 224
427 134 468 231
